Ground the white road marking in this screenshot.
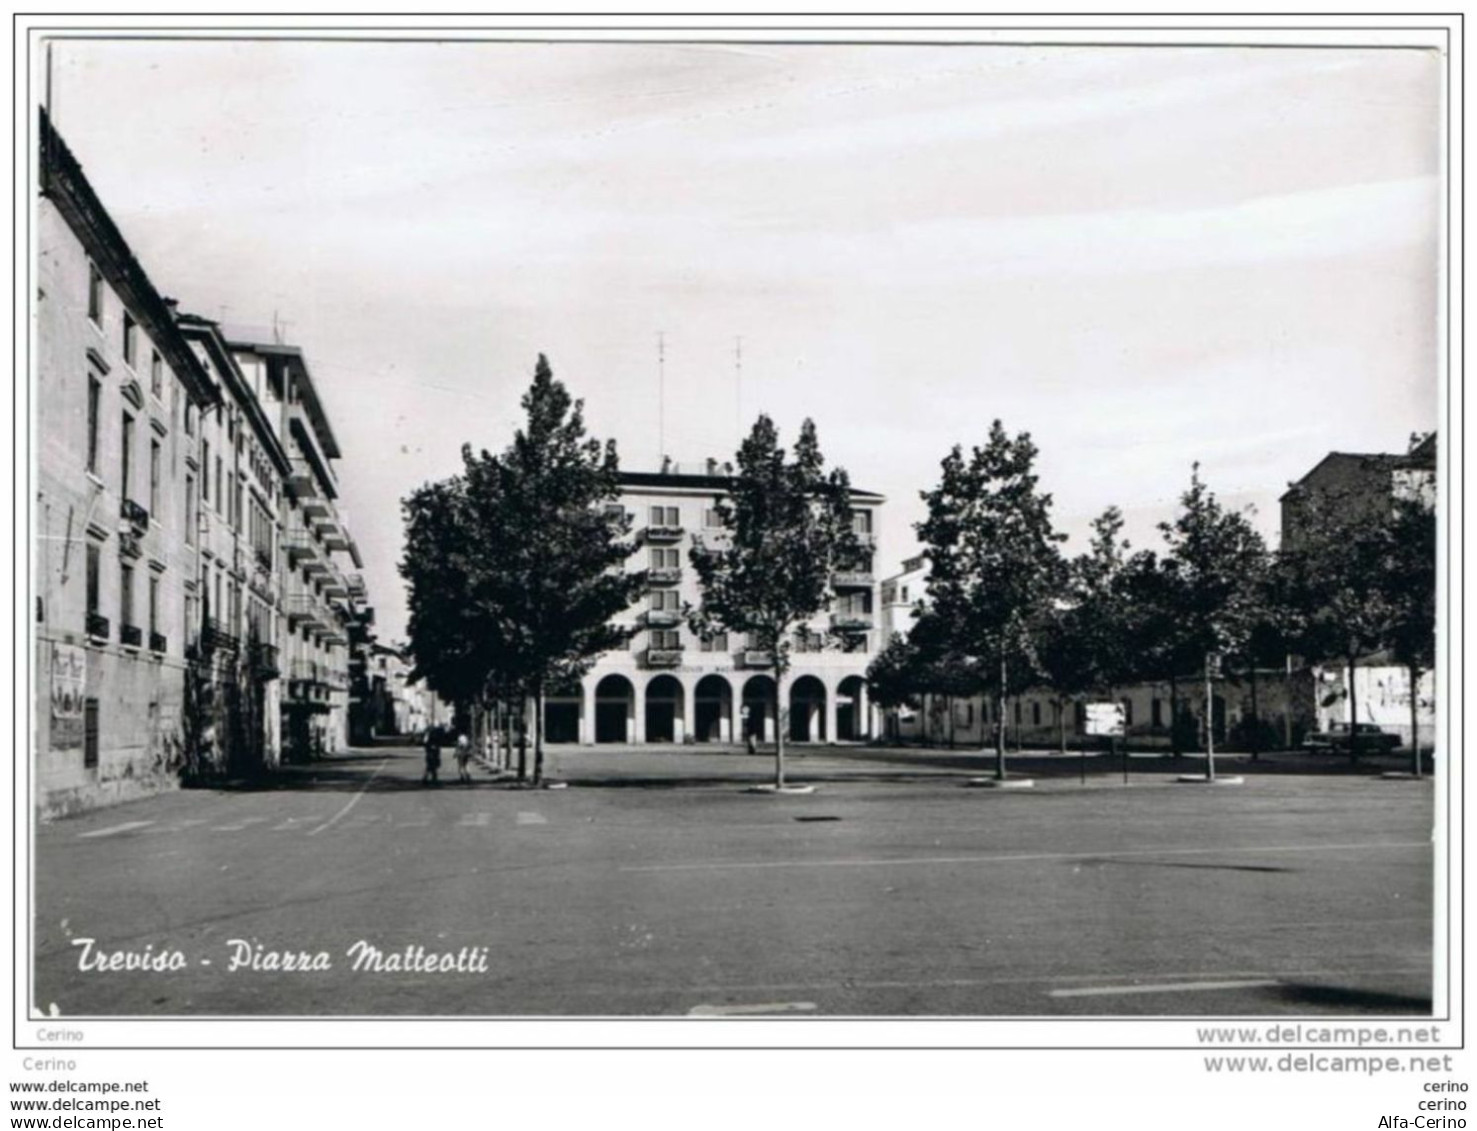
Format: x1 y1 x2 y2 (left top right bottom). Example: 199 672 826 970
77 821 154 839
213 817 270 832
621 840 1430 874
1049 979 1281 999
516 812 548 825
688 1002 817 1016
459 813 491 827
307 758 390 837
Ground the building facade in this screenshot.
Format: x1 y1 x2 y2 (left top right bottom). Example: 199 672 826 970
35 108 221 815
544 468 885 745
226 335 367 761
35 110 375 814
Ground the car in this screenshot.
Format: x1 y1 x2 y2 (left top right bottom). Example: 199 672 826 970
1303 722 1402 754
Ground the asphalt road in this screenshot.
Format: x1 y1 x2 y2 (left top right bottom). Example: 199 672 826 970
32 743 1435 1017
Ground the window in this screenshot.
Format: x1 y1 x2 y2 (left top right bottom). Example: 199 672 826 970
1014 700 1022 725
87 263 103 325
901 585 910 603
184 399 196 437
1151 698 1163 728
699 632 729 652
649 505 679 527
650 629 681 650
795 629 825 653
835 590 872 615
233 475 244 532
649 589 680 611
120 561 135 628
149 440 160 515
216 455 223 510
703 507 723 529
86 375 101 474
150 351 163 399
201 440 210 501
1032 701 1042 726
83 699 100 769
185 592 199 644
120 413 134 500
851 510 873 535
650 547 679 569
122 313 137 367
85 542 100 617
184 474 196 546
1121 698 1134 727
148 576 159 635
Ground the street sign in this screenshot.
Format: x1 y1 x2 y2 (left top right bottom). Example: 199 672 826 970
1084 701 1126 737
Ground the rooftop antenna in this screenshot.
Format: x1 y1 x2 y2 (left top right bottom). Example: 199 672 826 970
657 330 666 467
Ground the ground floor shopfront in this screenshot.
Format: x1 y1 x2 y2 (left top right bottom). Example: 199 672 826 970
541 664 880 746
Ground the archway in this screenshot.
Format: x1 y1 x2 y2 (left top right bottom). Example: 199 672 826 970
741 675 776 744
837 675 867 742
645 675 685 744
694 675 733 743
790 675 827 743
594 674 635 744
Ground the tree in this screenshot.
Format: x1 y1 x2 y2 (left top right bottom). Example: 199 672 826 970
688 415 860 789
1158 464 1269 779
1379 494 1436 776
400 355 646 783
1116 549 1197 755
917 422 1067 781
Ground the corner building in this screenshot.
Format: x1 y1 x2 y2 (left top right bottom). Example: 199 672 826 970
547 469 884 746
35 109 220 815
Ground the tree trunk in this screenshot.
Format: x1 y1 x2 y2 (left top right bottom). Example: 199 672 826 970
774 668 787 789
517 695 529 781
1346 653 1359 765
1169 674 1180 758
1409 662 1422 778
533 682 546 784
1249 664 1260 762
1057 697 1066 756
995 654 1007 780
946 695 955 750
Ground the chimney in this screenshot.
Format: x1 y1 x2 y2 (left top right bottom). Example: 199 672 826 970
706 457 717 476
661 455 672 474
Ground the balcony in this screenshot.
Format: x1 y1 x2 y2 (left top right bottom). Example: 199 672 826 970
285 457 319 500
117 531 142 560
831 570 874 589
642 609 681 628
647 568 682 586
254 546 274 575
737 649 773 668
86 612 110 641
286 534 320 566
642 648 683 668
149 631 167 654
643 524 685 544
203 617 239 653
830 613 874 632
119 623 143 648
119 498 149 530
250 642 281 679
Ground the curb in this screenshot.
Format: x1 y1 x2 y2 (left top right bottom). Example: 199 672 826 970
966 777 1035 789
1175 774 1246 785
743 784 818 795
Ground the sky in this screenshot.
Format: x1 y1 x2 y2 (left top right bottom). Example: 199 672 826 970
41 37 1442 642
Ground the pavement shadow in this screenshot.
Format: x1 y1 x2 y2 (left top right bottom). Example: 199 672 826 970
1079 857 1293 875
1271 982 1432 1014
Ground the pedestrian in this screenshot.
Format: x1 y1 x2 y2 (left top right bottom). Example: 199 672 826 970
455 729 472 784
423 726 442 786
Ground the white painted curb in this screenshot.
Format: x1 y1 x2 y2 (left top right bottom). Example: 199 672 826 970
1175 774 1246 785
966 777 1035 789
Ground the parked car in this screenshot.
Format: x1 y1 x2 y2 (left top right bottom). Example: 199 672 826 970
1303 722 1401 754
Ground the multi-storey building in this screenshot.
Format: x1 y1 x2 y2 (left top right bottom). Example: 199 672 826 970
226 334 365 760
176 314 290 773
544 466 884 746
35 108 220 814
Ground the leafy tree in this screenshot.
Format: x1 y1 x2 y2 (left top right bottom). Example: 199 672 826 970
1116 549 1197 755
400 355 645 783
917 422 1067 780
1379 494 1436 775
1158 465 1269 778
688 415 860 788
